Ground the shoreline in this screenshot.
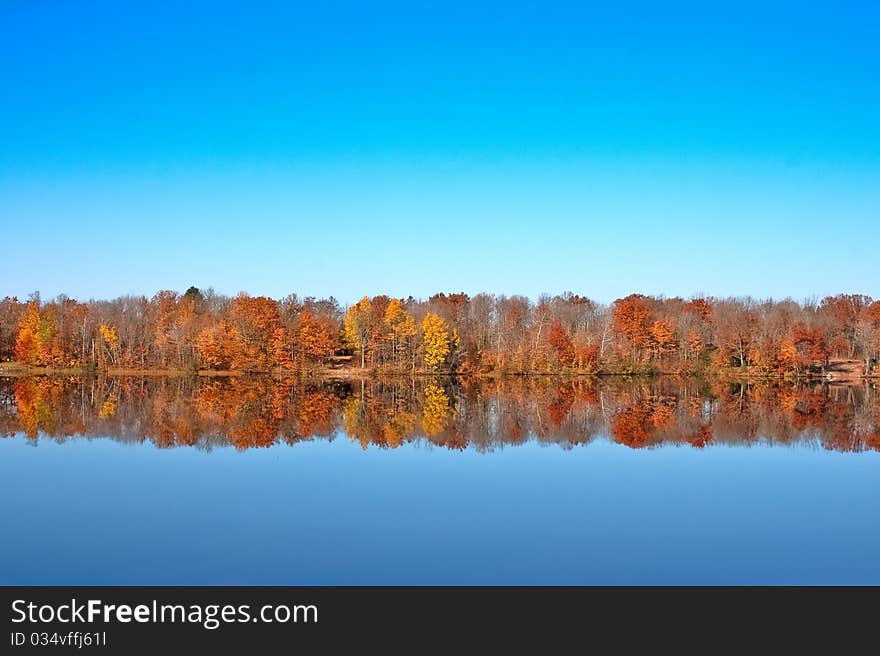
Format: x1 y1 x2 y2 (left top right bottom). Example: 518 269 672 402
1 362 875 383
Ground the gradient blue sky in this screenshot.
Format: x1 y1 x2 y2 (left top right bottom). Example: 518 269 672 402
2 1 878 304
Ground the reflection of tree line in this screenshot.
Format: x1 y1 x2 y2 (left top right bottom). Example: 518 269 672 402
1 376 879 453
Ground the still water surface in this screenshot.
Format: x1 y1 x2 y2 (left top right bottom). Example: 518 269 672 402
1 376 878 584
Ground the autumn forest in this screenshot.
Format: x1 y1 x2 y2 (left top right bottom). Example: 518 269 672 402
1 289 879 379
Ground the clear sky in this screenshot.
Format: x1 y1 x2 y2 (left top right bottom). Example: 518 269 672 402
2 1 878 305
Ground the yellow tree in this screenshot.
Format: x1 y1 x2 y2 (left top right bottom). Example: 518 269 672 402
422 313 451 371
99 324 120 367
343 297 372 368
384 299 416 367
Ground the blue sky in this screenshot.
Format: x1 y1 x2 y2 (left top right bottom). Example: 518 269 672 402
2 1 878 304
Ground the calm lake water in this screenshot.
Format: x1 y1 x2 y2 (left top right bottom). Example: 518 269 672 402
1 376 878 585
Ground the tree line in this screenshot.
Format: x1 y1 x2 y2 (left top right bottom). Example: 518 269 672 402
1 288 879 377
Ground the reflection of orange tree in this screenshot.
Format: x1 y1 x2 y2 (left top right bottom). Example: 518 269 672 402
10 377 97 439
182 378 295 449
611 403 653 448
547 386 575 428
816 387 860 452
686 426 713 448
223 379 292 449
14 378 60 438
229 416 278 450
791 390 830 432
610 396 676 449
533 380 603 447
293 390 339 439
531 380 577 438
151 384 194 448
650 402 674 428
194 380 234 424
777 386 799 415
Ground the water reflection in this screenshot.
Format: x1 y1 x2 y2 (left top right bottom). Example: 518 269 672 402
1 376 878 452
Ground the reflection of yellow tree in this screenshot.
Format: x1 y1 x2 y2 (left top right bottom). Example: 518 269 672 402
342 395 370 449
98 396 117 419
340 387 418 449
382 410 415 448
422 384 450 436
